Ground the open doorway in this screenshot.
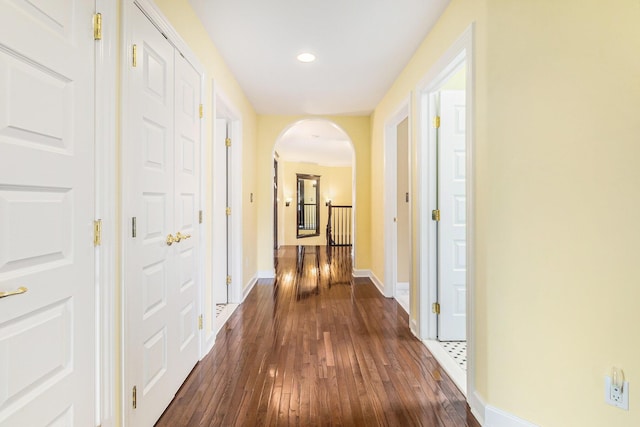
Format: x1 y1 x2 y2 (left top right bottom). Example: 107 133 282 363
272 119 355 255
418 25 475 397
432 65 467 376
211 88 243 333
433 65 467 342
383 100 412 317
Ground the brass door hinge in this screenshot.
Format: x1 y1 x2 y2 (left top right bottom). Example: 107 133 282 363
225 137 231 147
226 275 231 285
433 116 441 129
199 104 203 119
132 217 137 238
132 44 137 67
199 210 203 224
93 219 102 246
225 207 231 216
432 302 440 315
132 385 137 409
93 13 102 40
198 314 203 330
432 209 440 221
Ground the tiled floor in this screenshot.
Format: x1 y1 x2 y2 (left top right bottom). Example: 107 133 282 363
215 304 226 318
442 341 467 371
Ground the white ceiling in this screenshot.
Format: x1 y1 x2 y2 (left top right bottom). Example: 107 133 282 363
189 0 451 116
275 119 353 167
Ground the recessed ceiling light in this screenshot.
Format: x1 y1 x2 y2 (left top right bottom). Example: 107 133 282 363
297 52 316 63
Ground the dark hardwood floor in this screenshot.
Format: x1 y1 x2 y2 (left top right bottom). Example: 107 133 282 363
156 245 479 426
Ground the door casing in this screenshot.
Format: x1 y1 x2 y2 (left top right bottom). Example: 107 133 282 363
212 85 243 305
415 24 476 404
383 100 412 316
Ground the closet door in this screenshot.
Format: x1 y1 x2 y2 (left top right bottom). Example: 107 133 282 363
124 6 202 425
172 52 200 385
125 6 181 426
0 1 95 425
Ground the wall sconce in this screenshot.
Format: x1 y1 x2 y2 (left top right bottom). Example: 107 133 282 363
285 198 292 207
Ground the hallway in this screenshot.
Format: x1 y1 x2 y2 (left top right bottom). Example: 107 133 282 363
156 246 478 426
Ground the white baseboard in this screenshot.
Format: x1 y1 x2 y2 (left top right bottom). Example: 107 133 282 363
215 303 239 335
243 276 257 301
468 390 486 426
410 318 419 336
485 405 538 427
257 269 275 279
352 269 370 278
369 271 384 295
396 281 409 292
202 334 216 358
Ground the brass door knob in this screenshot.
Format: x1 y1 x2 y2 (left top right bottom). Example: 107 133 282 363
176 232 191 242
166 234 176 246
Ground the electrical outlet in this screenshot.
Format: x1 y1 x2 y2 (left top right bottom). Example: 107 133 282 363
605 376 629 410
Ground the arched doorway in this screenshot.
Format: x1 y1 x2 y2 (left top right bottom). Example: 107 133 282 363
272 119 355 256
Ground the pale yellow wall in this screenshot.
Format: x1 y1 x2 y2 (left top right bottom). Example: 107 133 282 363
257 115 371 273
152 0 258 321
372 0 640 426
281 162 352 246
370 0 481 337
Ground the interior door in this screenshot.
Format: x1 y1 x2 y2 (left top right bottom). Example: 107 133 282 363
0 1 95 425
173 50 201 387
437 90 467 341
125 6 200 425
212 118 228 304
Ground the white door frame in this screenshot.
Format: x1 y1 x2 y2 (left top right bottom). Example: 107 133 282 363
120 1 206 425
383 99 411 303
415 23 477 409
95 1 118 425
212 83 243 306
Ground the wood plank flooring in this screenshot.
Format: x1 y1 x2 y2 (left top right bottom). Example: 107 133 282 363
156 245 479 426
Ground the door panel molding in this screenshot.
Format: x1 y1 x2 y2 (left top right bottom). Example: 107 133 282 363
0 0 97 425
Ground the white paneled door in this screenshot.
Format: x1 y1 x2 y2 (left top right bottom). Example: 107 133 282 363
125 6 201 426
173 46 201 384
0 1 95 426
438 90 467 341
